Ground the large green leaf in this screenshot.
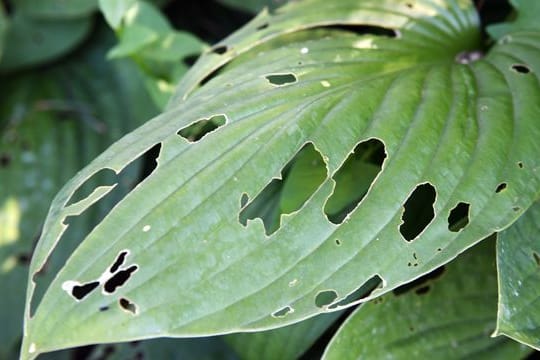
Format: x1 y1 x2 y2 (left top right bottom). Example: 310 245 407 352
495 201 540 350
0 3 6 61
322 238 532 359
0 26 156 359
21 0 540 357
0 12 92 72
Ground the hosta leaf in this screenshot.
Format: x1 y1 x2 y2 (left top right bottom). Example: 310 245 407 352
0 12 92 72
495 201 540 350
0 3 6 61
22 0 540 357
0 25 156 358
226 312 341 360
322 238 532 359
16 0 97 19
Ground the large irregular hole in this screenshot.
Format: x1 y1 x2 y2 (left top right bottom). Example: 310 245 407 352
447 202 470 232
399 183 437 241
177 115 227 142
393 266 446 296
511 64 531 74
103 265 138 294
119 297 138 315
31 144 161 315
324 138 386 224
71 281 100 300
265 73 297 86
239 142 326 235
65 168 118 206
328 275 383 309
322 24 397 38
315 290 338 308
109 250 129 273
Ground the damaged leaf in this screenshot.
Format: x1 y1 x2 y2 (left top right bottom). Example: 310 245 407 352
21 0 540 357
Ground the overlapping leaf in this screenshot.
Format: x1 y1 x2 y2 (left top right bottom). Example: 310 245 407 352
495 201 540 350
323 238 532 359
22 0 540 358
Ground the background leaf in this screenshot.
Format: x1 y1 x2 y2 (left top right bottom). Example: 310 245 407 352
322 238 532 359
15 0 98 19
495 201 540 350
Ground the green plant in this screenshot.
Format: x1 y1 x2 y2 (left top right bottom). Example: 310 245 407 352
2 0 540 359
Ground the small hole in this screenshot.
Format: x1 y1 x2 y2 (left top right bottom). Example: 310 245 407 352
447 202 470 232
513 206 521 212
99 305 110 312
495 183 507 193
71 281 100 300
335 239 342 246
517 161 524 169
265 73 297 86
272 306 293 318
211 45 228 55
315 290 338 308
104 265 138 294
256 23 269 30
511 64 531 74
399 183 437 241
109 250 129 273
119 298 137 315
177 115 227 142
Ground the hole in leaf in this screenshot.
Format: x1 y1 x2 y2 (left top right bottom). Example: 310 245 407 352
517 161 524 169
315 290 338 308
393 266 445 296
325 139 386 224
335 239 342 246
65 168 118 206
495 183 507 193
399 183 437 241
322 25 397 38
513 206 521 212
512 64 531 74
177 115 227 142
71 281 100 300
109 250 129 273
119 297 137 315
0 153 11 167
99 305 109 312
272 306 293 318
533 252 540 266
182 54 199 67
328 275 383 309
447 202 470 232
211 45 228 55
239 142 326 235
104 265 138 294
265 73 297 86
30 144 161 315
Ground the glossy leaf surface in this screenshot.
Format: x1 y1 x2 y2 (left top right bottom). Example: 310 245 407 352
22 0 540 357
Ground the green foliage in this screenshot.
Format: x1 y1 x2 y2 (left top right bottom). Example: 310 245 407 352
323 238 532 359
1 0 540 359
495 201 540 350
